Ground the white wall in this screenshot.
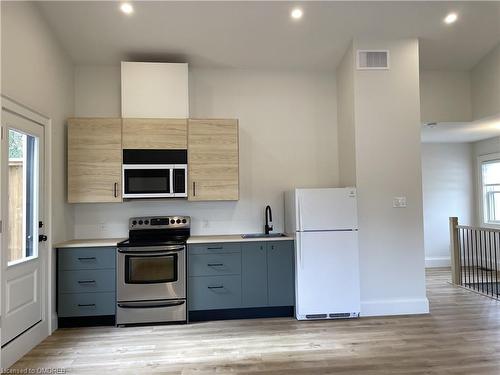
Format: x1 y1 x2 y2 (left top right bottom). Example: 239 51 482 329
336 44 357 187
421 143 474 267
472 42 500 120
351 38 428 316
420 70 472 123
73 67 339 238
1 2 75 243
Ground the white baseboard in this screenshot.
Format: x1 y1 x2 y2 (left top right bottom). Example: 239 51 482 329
1 320 49 368
360 298 429 317
425 257 451 268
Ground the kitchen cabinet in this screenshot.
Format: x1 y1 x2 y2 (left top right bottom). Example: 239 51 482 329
241 241 295 308
241 243 268 307
67 118 122 203
187 119 239 201
57 247 116 325
188 240 294 320
122 118 187 149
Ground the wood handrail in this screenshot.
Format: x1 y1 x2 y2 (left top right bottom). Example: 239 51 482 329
456 225 500 233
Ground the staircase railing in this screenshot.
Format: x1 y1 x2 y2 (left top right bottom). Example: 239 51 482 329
449 217 500 299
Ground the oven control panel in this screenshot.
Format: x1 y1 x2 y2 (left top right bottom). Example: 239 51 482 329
129 216 191 230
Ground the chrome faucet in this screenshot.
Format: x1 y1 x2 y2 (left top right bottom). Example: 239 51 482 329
265 205 273 234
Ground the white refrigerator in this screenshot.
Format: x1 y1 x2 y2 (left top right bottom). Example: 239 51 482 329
285 187 360 320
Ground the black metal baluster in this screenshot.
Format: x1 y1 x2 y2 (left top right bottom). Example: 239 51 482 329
480 230 485 294
467 229 471 288
489 231 493 296
495 232 499 298
471 229 475 290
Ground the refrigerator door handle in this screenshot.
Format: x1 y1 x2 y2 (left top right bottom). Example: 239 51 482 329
297 233 302 269
297 196 303 232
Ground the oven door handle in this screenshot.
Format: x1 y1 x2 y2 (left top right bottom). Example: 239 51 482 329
117 247 184 255
117 300 185 309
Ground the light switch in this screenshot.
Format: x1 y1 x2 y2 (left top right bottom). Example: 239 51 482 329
393 197 407 208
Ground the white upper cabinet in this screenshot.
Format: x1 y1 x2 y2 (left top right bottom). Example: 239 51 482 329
121 62 189 118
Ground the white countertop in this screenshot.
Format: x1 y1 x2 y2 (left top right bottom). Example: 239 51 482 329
54 234 294 248
54 238 126 248
186 234 294 244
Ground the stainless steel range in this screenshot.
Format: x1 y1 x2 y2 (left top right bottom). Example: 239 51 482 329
116 216 190 326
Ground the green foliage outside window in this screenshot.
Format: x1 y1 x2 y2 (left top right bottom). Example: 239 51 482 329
9 130 23 159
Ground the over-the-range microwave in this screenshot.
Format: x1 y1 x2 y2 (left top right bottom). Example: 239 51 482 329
122 149 187 199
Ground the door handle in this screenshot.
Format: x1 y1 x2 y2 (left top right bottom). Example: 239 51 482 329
38 234 48 242
193 181 196 197
207 263 224 267
78 280 96 284
114 182 118 198
207 285 224 289
78 304 96 307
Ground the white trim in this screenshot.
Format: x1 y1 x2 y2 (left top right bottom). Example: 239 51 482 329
360 298 429 317
0 96 53 367
1 319 48 368
477 153 500 229
425 257 451 268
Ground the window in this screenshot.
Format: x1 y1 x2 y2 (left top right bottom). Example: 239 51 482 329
480 156 500 225
8 128 39 264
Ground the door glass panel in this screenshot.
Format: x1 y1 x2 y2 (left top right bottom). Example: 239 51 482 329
8 129 38 264
125 254 177 284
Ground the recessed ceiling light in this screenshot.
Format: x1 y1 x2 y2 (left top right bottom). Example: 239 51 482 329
444 13 458 24
120 2 134 15
291 8 303 20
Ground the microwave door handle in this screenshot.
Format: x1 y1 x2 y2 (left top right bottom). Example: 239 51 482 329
169 168 174 195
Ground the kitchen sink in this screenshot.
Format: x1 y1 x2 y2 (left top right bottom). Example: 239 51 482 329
241 233 288 239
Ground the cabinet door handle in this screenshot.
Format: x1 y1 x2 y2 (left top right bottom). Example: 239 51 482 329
207 247 223 250
207 263 224 267
78 303 96 307
78 280 96 284
114 182 118 198
207 285 224 289
77 257 96 261
193 181 196 197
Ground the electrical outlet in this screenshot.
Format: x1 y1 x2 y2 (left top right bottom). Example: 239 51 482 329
393 197 407 208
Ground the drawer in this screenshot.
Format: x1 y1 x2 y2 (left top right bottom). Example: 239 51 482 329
189 253 241 277
58 247 115 270
58 292 116 317
59 269 115 293
188 275 242 311
189 243 241 255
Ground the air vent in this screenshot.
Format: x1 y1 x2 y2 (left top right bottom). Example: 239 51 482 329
305 314 327 319
357 50 390 70
329 313 351 319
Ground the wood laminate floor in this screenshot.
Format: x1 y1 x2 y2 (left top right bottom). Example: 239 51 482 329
9 268 500 374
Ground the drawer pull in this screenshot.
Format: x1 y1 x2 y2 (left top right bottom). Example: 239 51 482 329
77 280 96 284
207 247 223 250
207 285 224 289
77 257 97 261
78 303 96 307
207 263 224 267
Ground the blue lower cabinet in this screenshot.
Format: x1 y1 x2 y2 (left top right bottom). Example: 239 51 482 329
57 246 116 324
188 275 242 310
188 240 295 320
58 292 116 317
267 241 295 307
241 243 268 307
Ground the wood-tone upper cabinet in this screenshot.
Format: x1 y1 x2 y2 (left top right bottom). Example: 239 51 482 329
122 118 187 149
188 119 239 201
67 118 122 203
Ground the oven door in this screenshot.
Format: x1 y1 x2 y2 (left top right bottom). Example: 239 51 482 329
117 245 186 301
122 164 173 198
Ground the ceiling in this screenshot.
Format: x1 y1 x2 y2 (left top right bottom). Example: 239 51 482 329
36 1 500 71
421 116 500 143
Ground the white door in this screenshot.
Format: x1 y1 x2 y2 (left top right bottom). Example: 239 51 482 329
295 231 360 319
297 188 358 231
1 110 45 346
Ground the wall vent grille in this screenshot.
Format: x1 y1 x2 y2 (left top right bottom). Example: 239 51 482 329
357 50 390 70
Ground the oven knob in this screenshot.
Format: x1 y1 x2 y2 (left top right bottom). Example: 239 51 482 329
144 220 149 225
176 219 181 224
138 220 143 225
170 219 175 224
132 220 137 225
182 219 187 224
